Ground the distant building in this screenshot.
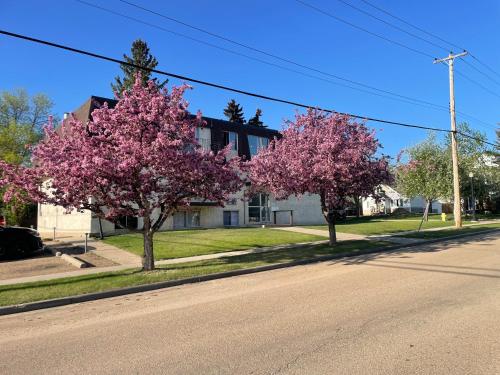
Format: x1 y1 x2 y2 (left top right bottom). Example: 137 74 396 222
361 184 445 216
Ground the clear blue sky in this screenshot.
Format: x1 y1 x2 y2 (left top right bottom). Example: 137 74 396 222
1 0 499 157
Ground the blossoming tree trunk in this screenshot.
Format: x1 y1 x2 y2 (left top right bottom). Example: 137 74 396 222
142 216 155 271
325 210 337 246
320 191 337 245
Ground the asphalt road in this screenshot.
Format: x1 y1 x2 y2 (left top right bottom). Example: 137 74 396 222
1 233 499 374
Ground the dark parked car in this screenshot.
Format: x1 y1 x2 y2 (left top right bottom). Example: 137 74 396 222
0 226 44 259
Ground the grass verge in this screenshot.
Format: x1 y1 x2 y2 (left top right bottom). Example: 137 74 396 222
304 220 454 235
103 227 326 260
397 223 500 239
304 215 500 236
0 240 388 307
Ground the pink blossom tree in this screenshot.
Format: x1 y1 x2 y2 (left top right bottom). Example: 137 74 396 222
0 78 243 270
248 110 390 245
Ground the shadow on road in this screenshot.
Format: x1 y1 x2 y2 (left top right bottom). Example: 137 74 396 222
335 231 500 279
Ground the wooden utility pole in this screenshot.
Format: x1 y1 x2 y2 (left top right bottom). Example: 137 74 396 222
434 51 468 228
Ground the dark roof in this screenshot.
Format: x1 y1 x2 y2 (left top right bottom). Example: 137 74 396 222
67 96 281 160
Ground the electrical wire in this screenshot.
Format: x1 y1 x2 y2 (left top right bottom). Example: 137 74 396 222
90 0 441 109
294 0 436 59
75 0 450 111
0 29 496 148
95 0 496 128
470 54 500 80
358 0 465 51
356 0 500 99
335 0 449 52
460 57 500 87
455 69 500 100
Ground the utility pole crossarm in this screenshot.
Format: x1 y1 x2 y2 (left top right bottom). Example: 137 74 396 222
433 51 468 64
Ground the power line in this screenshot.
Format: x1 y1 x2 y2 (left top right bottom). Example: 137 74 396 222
104 0 444 109
0 29 447 131
293 0 498 128
457 131 496 148
357 0 500 97
359 0 500 83
460 57 500 87
470 54 500 80
437 60 500 101
0 29 495 148
454 68 500 100
455 112 497 131
294 0 436 59
335 0 449 52
91 0 496 128
358 0 465 51
75 0 448 111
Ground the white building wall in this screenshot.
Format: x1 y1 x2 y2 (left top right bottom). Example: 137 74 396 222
38 203 93 236
409 197 443 214
153 191 324 230
90 216 115 234
269 194 324 225
38 190 325 236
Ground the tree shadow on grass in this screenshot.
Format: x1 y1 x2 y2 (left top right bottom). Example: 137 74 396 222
151 235 325 256
156 240 379 272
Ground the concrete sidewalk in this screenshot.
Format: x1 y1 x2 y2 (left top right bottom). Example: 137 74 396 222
274 219 500 244
273 226 419 244
45 238 142 267
273 226 366 240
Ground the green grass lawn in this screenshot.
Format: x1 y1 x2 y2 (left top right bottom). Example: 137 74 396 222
103 228 326 260
397 223 500 239
304 215 500 236
305 218 454 235
0 240 389 307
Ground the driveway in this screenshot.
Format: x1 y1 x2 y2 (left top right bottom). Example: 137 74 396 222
0 254 74 281
0 233 499 374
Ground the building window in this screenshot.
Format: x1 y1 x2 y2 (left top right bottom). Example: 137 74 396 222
223 211 239 226
195 127 211 151
248 193 270 223
223 131 238 152
173 211 201 229
115 216 138 230
248 135 269 157
226 197 237 205
187 211 200 227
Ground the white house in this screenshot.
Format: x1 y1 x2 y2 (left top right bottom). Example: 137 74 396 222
362 184 444 216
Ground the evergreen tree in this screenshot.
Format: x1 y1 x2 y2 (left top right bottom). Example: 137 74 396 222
223 99 245 124
111 39 166 97
248 108 265 127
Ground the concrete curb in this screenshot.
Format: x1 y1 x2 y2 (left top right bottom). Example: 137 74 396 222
60 254 87 269
1 228 499 316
